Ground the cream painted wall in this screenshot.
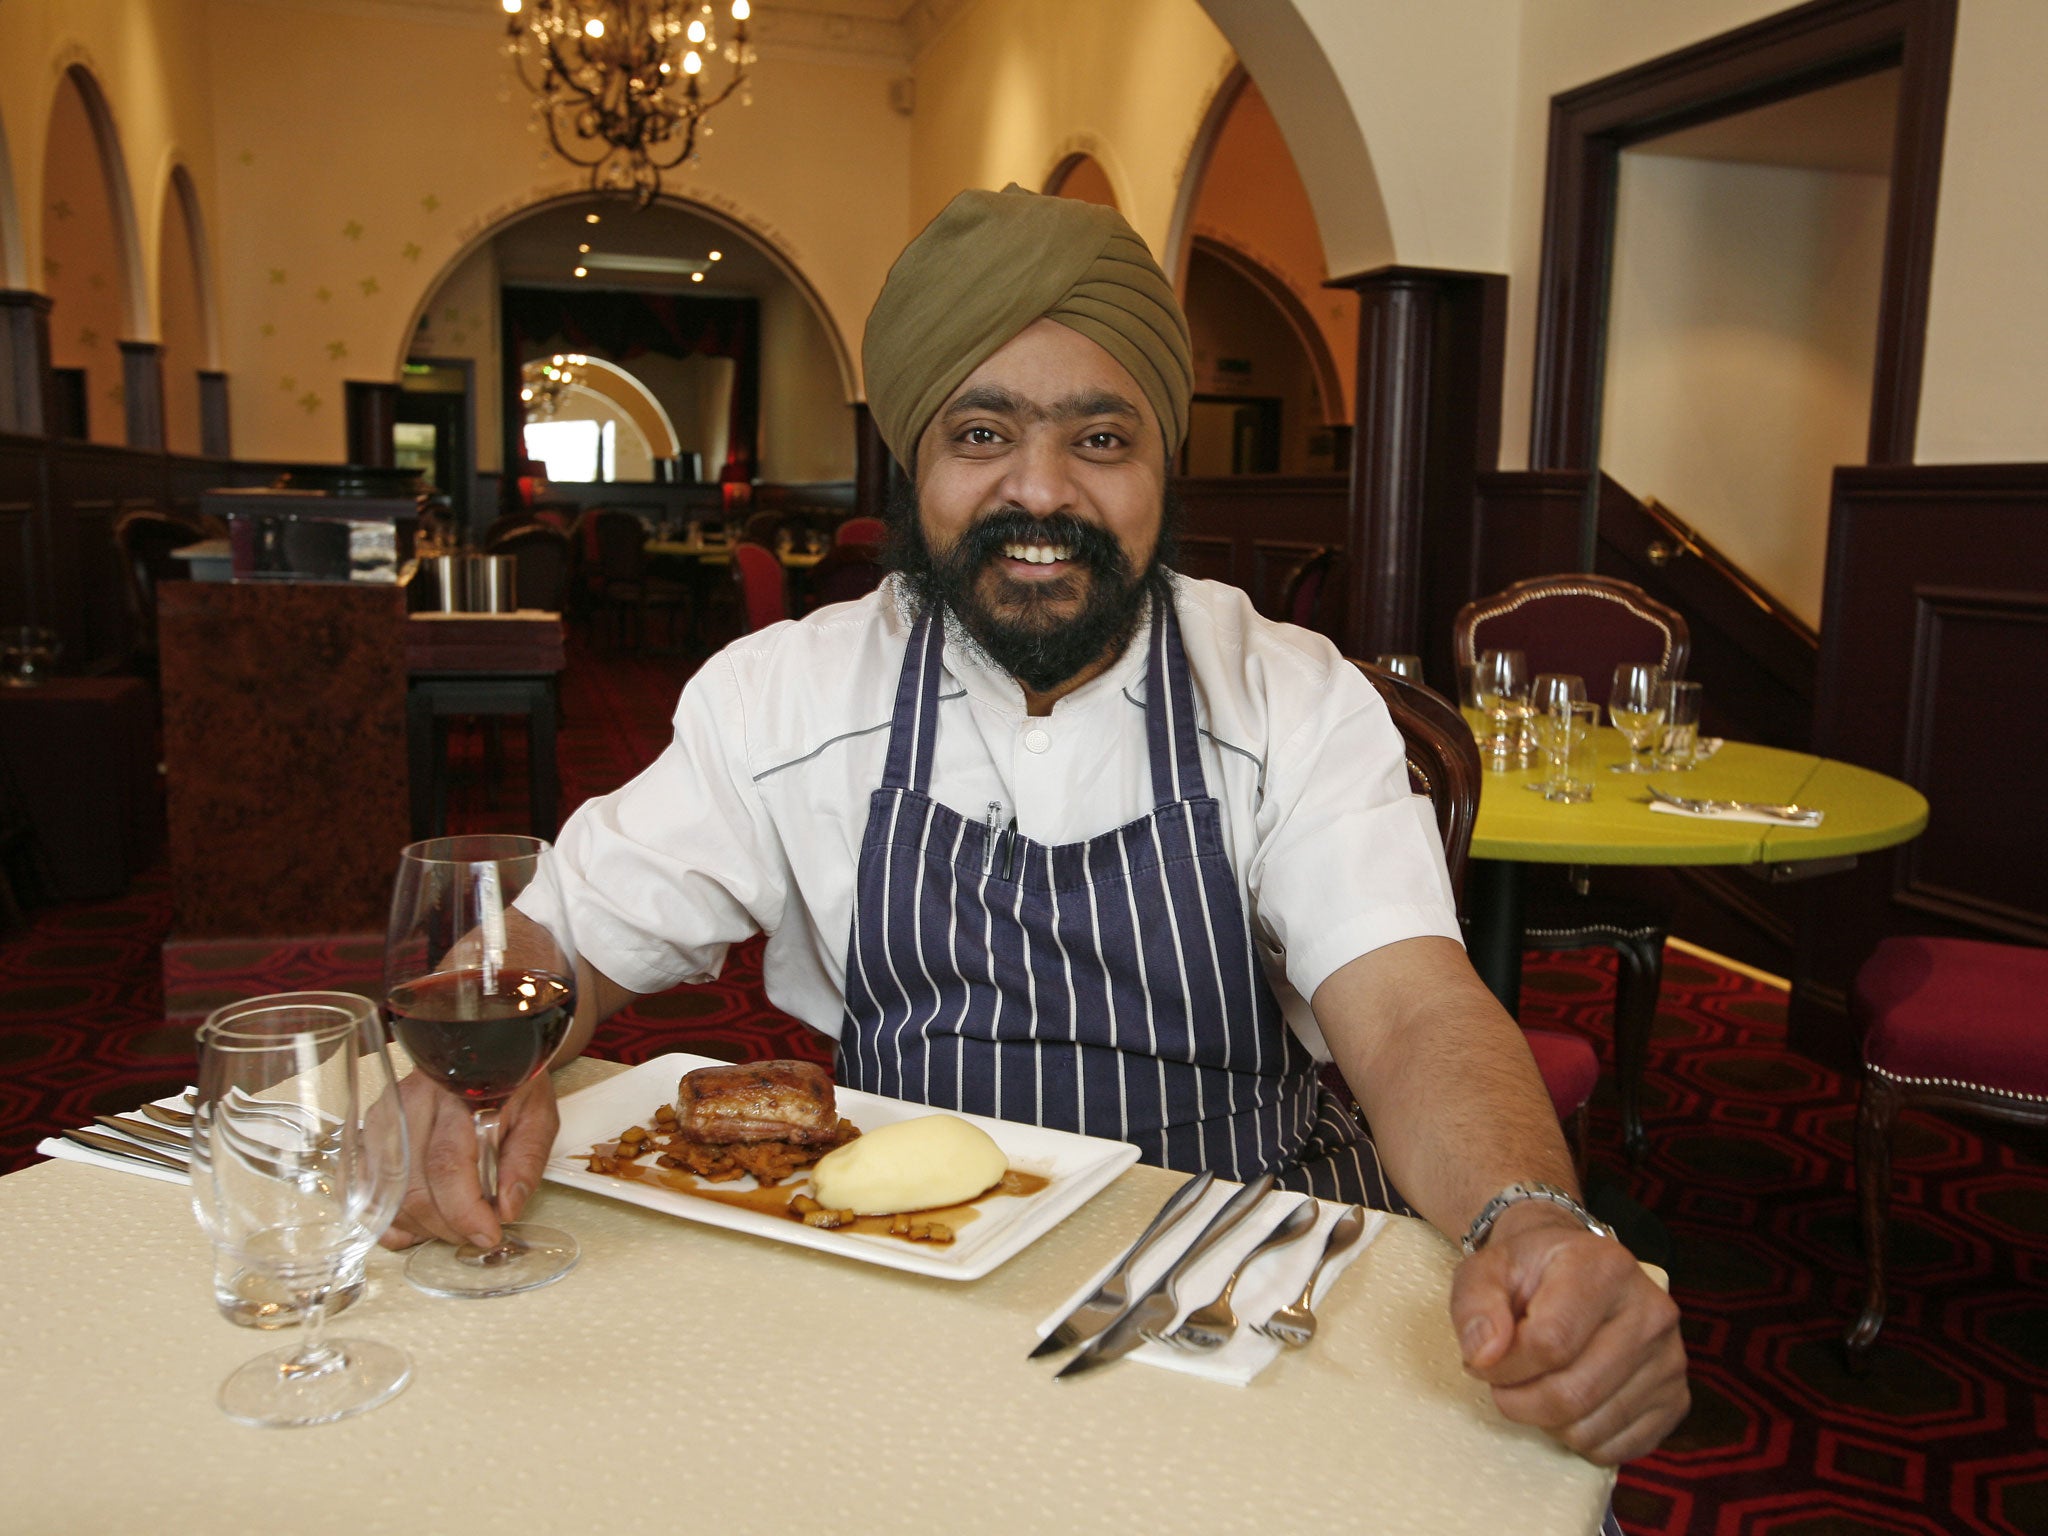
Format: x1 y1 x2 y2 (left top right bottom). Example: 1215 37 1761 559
43 74 129 445
911 0 1236 258
158 171 207 453
407 243 502 473
1600 156 1888 626
758 280 855 482
199 0 904 464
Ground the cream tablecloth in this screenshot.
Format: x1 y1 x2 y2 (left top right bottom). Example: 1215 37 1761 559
0 1059 1613 1534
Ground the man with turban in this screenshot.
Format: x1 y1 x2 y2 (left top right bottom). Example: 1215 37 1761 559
392 186 1686 1469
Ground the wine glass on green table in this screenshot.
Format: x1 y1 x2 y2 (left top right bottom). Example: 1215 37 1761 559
384 834 580 1298
1608 664 1667 773
1529 674 1586 796
1474 649 1532 769
191 992 411 1426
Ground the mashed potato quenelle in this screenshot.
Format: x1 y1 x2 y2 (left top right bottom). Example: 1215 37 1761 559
808 1114 1009 1214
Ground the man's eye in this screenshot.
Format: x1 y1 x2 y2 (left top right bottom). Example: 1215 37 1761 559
1080 432 1124 451
962 426 1001 445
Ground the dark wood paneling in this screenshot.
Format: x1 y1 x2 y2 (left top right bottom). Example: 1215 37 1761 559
119 341 166 452
1795 462 2048 1061
1173 475 1347 621
1471 471 1589 596
344 380 401 469
1530 0 1955 470
198 371 230 459
0 291 54 437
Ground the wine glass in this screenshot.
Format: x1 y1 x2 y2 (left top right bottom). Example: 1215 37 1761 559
385 834 581 1298
1474 648 1531 768
1371 653 1423 681
1608 664 1667 773
1528 674 1586 796
191 992 411 1426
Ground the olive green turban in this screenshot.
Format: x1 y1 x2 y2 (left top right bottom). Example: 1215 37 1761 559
861 185 1194 471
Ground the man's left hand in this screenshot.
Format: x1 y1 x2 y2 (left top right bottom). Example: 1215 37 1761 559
1449 1204 1689 1464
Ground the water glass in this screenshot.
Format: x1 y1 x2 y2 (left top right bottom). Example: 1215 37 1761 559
1474 649 1532 769
1371 654 1423 681
1608 663 1667 773
1543 701 1600 802
191 993 412 1426
1658 680 1703 768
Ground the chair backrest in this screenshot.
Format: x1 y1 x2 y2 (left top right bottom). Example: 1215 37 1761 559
1280 546 1346 642
482 510 538 547
1348 658 1481 906
589 508 649 582
731 541 788 631
743 511 786 547
809 545 888 608
490 524 573 612
113 510 206 656
835 515 886 550
1453 574 1689 686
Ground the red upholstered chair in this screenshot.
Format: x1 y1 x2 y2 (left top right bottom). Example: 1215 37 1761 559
1846 936 2048 1360
1453 574 1690 1160
835 515 886 550
1280 547 1346 644
731 541 789 632
487 522 574 614
1346 660 1598 1177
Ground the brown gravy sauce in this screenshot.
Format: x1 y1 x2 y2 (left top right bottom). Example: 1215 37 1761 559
605 1162 1050 1242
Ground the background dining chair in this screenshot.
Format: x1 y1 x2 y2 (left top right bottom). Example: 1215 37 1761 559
805 542 889 610
731 541 789 633
1453 574 1690 1161
113 509 208 674
834 515 886 551
1345 660 1598 1178
1845 935 2048 1361
1280 546 1346 645
488 522 574 614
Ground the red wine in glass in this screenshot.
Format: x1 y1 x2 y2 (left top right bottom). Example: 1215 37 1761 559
385 968 576 1110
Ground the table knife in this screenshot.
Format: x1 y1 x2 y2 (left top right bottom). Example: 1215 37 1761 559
59 1127 189 1173
1030 1169 1215 1359
93 1114 190 1154
1055 1172 1276 1381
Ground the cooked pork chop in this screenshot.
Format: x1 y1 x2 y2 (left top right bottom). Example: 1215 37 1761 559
676 1059 841 1146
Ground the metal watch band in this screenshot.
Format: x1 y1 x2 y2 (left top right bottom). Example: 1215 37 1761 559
1460 1182 1617 1255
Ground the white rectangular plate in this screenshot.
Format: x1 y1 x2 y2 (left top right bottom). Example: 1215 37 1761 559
544 1054 1142 1281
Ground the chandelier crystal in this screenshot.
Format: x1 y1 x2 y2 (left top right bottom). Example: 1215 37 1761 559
501 1 755 207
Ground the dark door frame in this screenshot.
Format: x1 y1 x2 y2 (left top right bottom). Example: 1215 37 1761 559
1529 0 1956 473
400 356 478 534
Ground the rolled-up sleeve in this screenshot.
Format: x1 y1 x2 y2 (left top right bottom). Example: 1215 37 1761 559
551 652 788 996
1247 659 1466 1010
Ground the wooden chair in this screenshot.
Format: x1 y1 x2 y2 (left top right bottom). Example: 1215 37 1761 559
805 544 888 611
587 508 689 648
1280 547 1346 643
1348 659 1598 1176
113 509 207 672
1846 936 2048 1362
1453 574 1690 1160
835 515 886 550
731 541 789 632
488 522 574 614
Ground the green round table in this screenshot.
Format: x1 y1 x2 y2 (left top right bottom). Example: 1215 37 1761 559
1465 730 1928 1008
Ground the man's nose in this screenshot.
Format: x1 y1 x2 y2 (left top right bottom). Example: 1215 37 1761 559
993 431 1078 517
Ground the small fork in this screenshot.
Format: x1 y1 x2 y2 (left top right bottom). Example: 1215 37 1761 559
1254 1205 1369 1349
1164 1197 1320 1350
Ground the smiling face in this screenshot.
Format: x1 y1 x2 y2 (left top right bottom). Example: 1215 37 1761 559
901 318 1171 705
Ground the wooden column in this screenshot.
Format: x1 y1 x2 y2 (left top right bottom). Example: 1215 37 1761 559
198 370 231 459
118 340 165 451
0 290 54 437
1328 267 1507 675
344 380 401 468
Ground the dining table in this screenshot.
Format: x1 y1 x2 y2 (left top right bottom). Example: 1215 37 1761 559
1463 729 1930 1010
645 535 828 570
2 1056 1616 1534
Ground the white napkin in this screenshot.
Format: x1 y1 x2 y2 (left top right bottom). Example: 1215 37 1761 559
1647 801 1823 827
35 1088 194 1186
1036 1183 1385 1386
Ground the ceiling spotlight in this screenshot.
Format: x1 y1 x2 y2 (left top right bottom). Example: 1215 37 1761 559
501 0 522 12
573 265 588 277
691 271 704 282
585 213 601 225
732 0 749 18
578 242 590 253
583 16 604 37
708 249 722 261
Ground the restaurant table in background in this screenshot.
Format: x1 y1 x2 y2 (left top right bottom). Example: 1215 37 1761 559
1465 730 1930 1011
406 611 566 841
0 1056 1613 1534
0 675 159 899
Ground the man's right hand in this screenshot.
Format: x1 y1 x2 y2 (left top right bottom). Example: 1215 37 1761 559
381 1070 562 1251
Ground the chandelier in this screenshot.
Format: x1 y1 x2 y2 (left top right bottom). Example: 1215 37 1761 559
521 355 589 418
501 1 755 207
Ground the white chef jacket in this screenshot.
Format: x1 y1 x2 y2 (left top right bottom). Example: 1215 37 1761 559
553 574 1464 1061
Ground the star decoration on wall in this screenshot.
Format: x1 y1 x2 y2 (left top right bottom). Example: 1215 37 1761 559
420 194 440 213
401 242 422 263
269 268 287 284
280 375 297 392
238 151 255 166
259 323 276 337
325 340 348 360
107 382 125 403
78 327 99 348
87 273 105 290
451 331 468 345
315 287 332 303
49 198 73 221
359 276 380 297
342 220 364 241
299 392 322 414
442 306 460 323
42 257 60 279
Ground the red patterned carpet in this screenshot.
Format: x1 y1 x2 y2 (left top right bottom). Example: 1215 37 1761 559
1 626 2043 1534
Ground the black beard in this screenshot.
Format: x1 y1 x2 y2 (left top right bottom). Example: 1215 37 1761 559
886 485 1181 695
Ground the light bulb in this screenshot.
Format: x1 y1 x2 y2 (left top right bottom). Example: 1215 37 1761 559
687 18 706 42
691 271 704 282
584 17 604 37
578 242 590 253
586 213 601 224
684 49 702 74
501 0 522 13
708 249 722 260
574 265 588 277
732 0 749 19
520 387 534 401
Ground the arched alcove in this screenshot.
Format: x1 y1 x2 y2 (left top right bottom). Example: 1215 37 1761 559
1044 151 1122 211
41 66 146 444
519 353 683 483
0 108 25 289
1183 242 1340 475
156 165 213 455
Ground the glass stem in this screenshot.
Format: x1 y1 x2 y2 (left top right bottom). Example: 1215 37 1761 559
280 1274 340 1378
473 1105 502 1208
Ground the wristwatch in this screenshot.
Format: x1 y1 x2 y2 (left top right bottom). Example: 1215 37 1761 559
1461 1182 1617 1255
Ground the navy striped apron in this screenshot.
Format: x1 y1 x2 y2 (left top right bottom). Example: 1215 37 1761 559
836 595 1412 1209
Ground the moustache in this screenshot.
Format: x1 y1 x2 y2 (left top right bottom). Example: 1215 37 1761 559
950 510 1131 582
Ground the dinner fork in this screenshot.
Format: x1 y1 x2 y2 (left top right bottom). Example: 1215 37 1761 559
1164 1196 1320 1350
1254 1204 1368 1349
1642 784 1821 824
